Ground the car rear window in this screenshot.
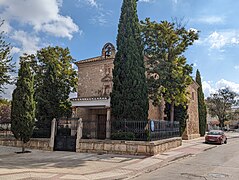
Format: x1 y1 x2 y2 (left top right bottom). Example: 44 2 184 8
208 131 223 135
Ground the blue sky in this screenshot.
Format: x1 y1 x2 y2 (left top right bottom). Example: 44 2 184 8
1 0 239 99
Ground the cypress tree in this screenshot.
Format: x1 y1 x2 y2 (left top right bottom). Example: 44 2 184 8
11 55 35 152
196 69 207 136
111 0 148 121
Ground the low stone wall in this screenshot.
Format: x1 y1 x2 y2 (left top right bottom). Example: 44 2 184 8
77 137 182 156
0 138 52 151
183 133 200 140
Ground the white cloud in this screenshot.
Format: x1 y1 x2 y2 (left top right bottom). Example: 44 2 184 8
215 79 239 94
41 15 79 39
202 79 239 97
10 47 21 55
87 0 98 7
234 65 239 70
0 0 79 39
202 81 216 98
139 0 154 2
11 30 40 54
91 12 108 26
208 31 226 49
196 16 225 24
0 20 12 33
78 0 99 8
198 30 239 49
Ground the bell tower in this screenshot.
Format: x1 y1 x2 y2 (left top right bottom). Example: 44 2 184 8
102 43 115 59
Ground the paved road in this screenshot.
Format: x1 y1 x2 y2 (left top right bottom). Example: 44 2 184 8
0 132 238 179
0 148 146 180
132 137 239 180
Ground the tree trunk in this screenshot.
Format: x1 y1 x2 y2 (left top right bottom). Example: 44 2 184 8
220 121 224 130
22 141 25 153
170 101 175 126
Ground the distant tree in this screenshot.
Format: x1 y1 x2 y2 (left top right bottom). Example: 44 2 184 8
11 55 35 152
207 88 238 128
0 20 15 94
34 46 77 132
111 0 148 121
141 19 199 123
0 99 11 124
196 69 207 136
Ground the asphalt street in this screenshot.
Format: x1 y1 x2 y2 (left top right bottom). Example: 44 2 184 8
132 137 239 180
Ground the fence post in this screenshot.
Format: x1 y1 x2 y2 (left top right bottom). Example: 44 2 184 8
49 118 56 151
106 108 111 139
76 118 83 150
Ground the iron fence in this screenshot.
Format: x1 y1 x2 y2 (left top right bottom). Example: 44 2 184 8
81 120 98 139
111 120 180 141
0 123 13 138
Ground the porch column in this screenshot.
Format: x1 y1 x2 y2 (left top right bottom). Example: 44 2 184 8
106 108 111 139
72 106 77 118
76 118 83 150
49 118 56 151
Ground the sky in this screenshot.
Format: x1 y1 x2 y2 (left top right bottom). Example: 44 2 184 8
0 0 239 99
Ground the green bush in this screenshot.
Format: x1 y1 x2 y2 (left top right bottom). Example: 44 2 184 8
111 131 135 140
32 128 51 138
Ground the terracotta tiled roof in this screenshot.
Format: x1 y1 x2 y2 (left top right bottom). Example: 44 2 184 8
75 56 114 64
75 56 102 64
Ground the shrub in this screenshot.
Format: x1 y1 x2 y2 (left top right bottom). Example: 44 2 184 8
111 131 135 140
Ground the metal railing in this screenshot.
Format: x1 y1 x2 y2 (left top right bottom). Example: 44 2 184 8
111 120 180 141
81 120 98 139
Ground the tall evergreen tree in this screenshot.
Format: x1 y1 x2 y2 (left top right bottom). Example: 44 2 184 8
0 20 15 94
111 0 148 121
35 46 77 133
196 69 207 136
11 55 35 152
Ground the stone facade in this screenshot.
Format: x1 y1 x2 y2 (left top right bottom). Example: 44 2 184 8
77 137 182 156
182 82 200 140
72 42 200 140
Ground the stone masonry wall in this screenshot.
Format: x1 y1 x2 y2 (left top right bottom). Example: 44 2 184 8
183 82 200 139
77 58 114 98
77 137 182 156
0 138 52 151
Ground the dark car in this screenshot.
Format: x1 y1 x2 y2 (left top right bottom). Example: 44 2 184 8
205 130 227 145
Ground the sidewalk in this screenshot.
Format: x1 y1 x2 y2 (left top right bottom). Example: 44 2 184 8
0 132 238 180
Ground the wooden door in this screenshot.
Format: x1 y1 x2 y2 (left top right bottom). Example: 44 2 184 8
98 115 106 139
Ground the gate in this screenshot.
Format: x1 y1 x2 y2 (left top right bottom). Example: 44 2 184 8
98 115 106 139
54 118 78 152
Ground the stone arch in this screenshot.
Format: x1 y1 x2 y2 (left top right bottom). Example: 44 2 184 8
102 43 116 59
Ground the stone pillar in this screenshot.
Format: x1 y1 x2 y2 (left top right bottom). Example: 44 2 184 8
76 118 83 150
106 108 111 139
49 118 56 151
72 106 77 118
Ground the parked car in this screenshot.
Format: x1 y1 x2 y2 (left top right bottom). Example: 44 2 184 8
205 130 227 145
